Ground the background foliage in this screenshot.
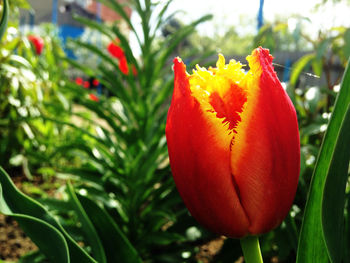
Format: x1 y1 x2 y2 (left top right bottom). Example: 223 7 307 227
0 0 349 262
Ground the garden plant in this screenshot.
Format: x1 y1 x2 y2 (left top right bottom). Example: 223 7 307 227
0 0 350 262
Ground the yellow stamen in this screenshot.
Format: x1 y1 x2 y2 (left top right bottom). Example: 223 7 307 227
186 53 262 149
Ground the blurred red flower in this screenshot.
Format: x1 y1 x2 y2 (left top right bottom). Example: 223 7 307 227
92 79 99 86
28 35 44 55
89 93 99 102
132 65 138 76
83 81 90 89
107 40 138 76
119 56 129 75
75 77 83 85
107 41 125 59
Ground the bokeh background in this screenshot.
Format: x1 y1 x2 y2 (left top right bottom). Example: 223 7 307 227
0 0 349 262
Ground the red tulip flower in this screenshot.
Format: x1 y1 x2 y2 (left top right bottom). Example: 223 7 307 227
89 93 99 102
107 40 138 76
107 41 125 59
165 47 300 238
75 77 83 86
28 35 44 55
119 56 129 75
132 65 138 76
83 81 90 89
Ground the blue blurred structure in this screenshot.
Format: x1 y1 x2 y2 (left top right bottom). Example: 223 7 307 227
96 2 102 95
97 2 102 23
52 0 58 24
21 0 97 59
257 0 264 30
29 11 35 29
56 2 95 59
283 59 292 82
59 25 84 58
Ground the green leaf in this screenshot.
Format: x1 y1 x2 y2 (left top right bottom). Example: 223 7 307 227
98 0 138 44
73 15 114 39
11 214 70 263
296 57 350 263
311 58 323 77
153 14 213 81
151 0 172 37
0 167 97 263
290 53 315 87
343 29 350 59
69 39 119 69
18 250 47 263
0 0 9 41
0 176 68 263
321 78 350 261
316 38 332 60
62 57 96 76
77 194 143 263
66 182 107 263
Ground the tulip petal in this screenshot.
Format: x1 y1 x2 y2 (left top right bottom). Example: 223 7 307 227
166 58 250 237
167 49 300 238
231 47 300 234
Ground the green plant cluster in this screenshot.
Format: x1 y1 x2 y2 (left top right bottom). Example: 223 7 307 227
0 0 349 262
0 3 72 177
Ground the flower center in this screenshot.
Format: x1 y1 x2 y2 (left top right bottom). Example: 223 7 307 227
189 54 248 132
209 82 247 131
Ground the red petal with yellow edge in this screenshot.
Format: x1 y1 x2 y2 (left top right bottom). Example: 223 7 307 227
166 58 250 237
231 47 300 235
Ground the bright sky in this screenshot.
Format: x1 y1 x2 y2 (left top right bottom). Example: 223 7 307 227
162 0 350 37
129 0 350 56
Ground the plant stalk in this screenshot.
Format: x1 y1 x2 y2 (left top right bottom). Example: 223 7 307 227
240 235 263 263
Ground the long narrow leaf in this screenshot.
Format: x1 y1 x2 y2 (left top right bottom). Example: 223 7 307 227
69 39 120 69
151 0 172 37
77 194 143 263
99 0 139 46
153 14 212 84
11 214 70 263
62 57 96 76
0 180 69 263
0 0 9 40
290 53 315 87
66 182 107 263
296 57 350 263
321 68 350 262
73 15 114 38
0 167 97 263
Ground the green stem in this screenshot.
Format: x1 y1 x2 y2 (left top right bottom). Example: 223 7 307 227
240 236 264 263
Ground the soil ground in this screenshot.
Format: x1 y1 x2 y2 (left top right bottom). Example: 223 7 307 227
0 214 227 262
0 173 230 262
0 214 37 262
